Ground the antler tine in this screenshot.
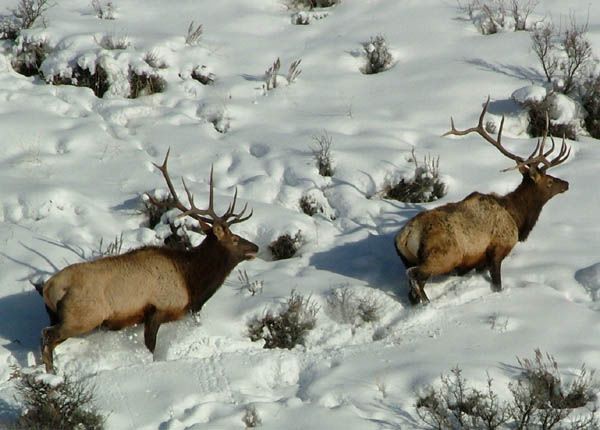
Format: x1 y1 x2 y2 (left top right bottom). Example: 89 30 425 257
443 96 524 165
227 207 253 226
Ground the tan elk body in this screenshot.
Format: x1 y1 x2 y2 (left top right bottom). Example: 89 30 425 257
39 151 258 372
395 99 570 305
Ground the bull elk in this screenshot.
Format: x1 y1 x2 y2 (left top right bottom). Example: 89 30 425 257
37 150 258 372
395 99 570 305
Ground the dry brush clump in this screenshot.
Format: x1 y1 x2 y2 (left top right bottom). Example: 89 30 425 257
457 0 539 34
531 15 593 95
523 94 578 140
10 367 105 430
362 35 393 74
415 350 599 430
0 0 51 40
128 68 167 98
310 131 334 177
385 149 447 203
326 288 381 326
269 231 303 260
248 290 319 349
263 57 302 91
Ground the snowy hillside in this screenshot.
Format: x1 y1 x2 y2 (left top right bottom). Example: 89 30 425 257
1 0 600 428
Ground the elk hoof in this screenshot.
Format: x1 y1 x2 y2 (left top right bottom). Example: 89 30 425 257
408 288 422 306
491 284 502 293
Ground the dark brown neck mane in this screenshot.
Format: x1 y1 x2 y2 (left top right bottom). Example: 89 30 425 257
169 234 239 313
499 176 547 241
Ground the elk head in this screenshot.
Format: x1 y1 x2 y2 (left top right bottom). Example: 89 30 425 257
146 149 259 261
444 97 571 204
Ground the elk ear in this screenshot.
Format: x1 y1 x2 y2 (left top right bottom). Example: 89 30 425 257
212 224 226 240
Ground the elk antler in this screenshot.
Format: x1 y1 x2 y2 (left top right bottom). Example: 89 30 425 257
146 149 253 230
443 97 571 172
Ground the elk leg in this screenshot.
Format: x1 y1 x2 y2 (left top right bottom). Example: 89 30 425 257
487 249 505 292
143 307 171 353
41 325 62 373
406 267 430 305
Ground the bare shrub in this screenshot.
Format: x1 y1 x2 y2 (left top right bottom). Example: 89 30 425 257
185 21 203 45
96 34 130 50
11 37 50 76
299 193 323 217
415 351 599 430
457 0 538 33
362 35 393 74
262 57 301 91
93 233 124 258
509 0 538 31
269 231 302 260
264 57 280 91
50 64 110 98
287 0 340 10
242 405 261 428
128 69 166 98
0 0 50 40
248 290 318 349
237 269 264 296
531 15 593 95
11 367 104 430
287 58 302 84
417 367 508 430
141 193 174 228
524 96 577 140
385 149 446 203
143 50 168 69
91 0 115 20
581 74 600 139
191 65 215 85
12 0 49 30
311 131 334 177
326 288 381 326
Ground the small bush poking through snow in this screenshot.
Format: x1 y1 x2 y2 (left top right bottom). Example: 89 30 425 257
185 21 203 45
93 233 124 258
95 34 130 50
299 193 324 217
237 269 264 296
128 69 166 98
524 96 577 140
11 367 105 430
326 288 381 326
362 35 393 75
50 64 111 98
248 290 319 349
385 149 446 203
242 405 261 428
287 0 340 10
143 50 168 69
415 350 599 430
191 65 215 85
141 193 175 229
581 75 600 139
269 231 303 260
91 0 115 20
457 0 539 34
11 37 50 76
263 57 301 92
311 131 334 177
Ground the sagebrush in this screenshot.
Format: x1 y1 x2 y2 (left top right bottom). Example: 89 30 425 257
416 350 599 430
248 290 318 349
11 367 105 430
385 150 446 203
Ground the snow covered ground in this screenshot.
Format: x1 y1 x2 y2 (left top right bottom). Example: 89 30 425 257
0 0 599 428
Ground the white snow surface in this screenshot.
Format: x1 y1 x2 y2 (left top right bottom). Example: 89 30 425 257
0 1 599 428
